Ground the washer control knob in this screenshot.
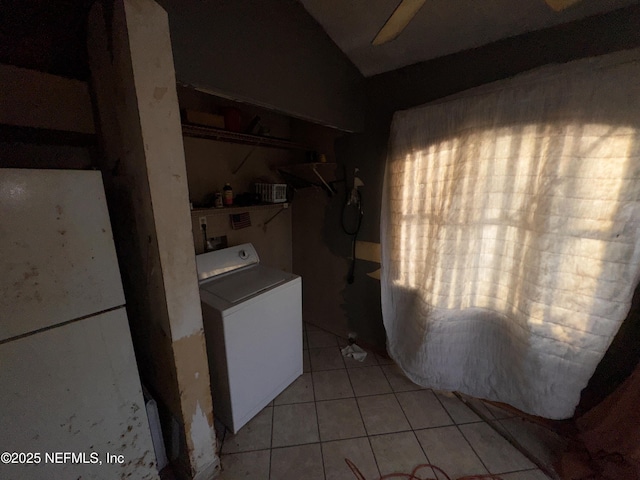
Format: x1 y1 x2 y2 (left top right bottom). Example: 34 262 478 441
239 249 249 260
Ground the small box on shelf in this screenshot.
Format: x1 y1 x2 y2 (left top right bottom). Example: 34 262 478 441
255 183 287 203
182 109 225 129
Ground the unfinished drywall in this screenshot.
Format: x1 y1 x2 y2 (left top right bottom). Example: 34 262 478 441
287 99 389 348
157 0 364 132
299 5 640 353
178 87 297 271
182 136 295 206
181 130 295 271
191 206 293 272
87 1 218 478
179 87 350 276
177 86 303 203
292 187 351 336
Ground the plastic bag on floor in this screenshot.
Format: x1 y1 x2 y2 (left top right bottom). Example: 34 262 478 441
341 344 367 362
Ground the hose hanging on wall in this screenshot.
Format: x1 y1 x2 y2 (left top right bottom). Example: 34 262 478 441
342 167 364 284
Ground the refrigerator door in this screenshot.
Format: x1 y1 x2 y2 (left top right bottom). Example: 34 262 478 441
0 308 158 480
0 169 125 341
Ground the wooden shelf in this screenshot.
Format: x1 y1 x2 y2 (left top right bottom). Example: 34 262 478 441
182 123 309 150
278 163 339 193
191 203 289 216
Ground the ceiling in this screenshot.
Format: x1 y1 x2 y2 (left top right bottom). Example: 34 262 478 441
299 0 640 77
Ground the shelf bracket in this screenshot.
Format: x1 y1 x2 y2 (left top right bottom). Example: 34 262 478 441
262 207 286 232
312 165 335 196
232 139 263 174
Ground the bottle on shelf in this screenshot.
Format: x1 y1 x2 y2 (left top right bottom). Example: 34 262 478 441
214 192 223 208
223 183 233 206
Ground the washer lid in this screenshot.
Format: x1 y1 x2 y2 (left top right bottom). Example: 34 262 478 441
196 243 259 281
199 265 287 304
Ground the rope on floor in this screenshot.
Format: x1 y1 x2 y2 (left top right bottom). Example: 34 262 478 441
345 458 506 480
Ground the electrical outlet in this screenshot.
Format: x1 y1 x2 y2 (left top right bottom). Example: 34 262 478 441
199 216 207 228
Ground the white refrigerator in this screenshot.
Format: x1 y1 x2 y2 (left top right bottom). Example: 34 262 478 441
0 169 159 480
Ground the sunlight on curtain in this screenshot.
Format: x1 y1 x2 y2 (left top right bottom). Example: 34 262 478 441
381 49 640 419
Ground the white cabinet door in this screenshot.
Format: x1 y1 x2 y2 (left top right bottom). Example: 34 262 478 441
0 169 125 341
0 308 159 480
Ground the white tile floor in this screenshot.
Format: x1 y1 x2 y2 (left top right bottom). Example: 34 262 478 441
215 323 557 480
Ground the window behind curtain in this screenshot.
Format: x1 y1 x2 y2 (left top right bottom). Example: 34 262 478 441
381 49 640 419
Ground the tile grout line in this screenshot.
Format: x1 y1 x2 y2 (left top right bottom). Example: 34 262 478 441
274 398 316 407
306 325 340 350
456 393 557 479
344 362 383 479
409 426 439 480
306 327 529 479
379 363 416 437
223 323 552 480
431 391 457 426
317 432 327 479
265 323 309 477
220 446 273 455
217 424 227 458
499 466 555 475
308 345 346 372
441 394 493 475
448 390 495 476
309 354 327 480
492 420 558 479
311 326 372 480
430 391 489 479
381 366 440 480
454 423 493 476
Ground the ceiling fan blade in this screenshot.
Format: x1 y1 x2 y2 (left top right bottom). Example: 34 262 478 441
372 0 427 46
544 0 583 11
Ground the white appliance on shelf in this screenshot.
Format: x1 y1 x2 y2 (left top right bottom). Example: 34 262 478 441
196 243 302 434
0 169 158 480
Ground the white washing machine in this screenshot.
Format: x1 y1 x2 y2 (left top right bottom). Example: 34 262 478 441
196 243 302 433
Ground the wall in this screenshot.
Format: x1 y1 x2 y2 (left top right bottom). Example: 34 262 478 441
157 0 365 132
0 63 96 170
289 132 387 345
179 87 297 272
179 87 348 276
292 187 351 336
0 64 94 133
191 206 293 272
177 75 371 341
182 135 294 205
298 4 640 356
368 4 640 117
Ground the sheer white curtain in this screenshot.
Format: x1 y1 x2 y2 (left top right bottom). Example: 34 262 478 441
381 49 640 419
